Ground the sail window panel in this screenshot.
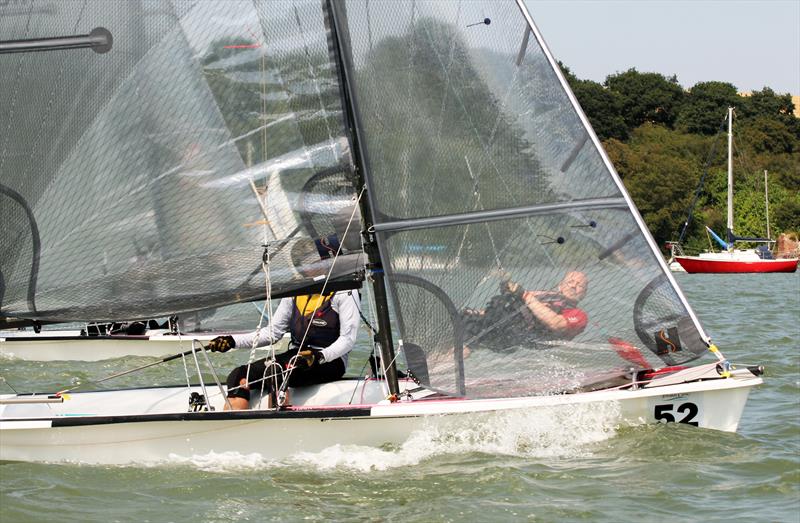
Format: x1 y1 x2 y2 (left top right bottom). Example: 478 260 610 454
379 210 707 399
341 0 620 223
0 0 359 323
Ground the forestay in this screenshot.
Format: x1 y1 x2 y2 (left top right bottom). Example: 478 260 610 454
0 0 362 326
330 0 709 398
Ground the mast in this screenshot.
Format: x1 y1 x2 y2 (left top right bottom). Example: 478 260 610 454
324 0 399 396
764 170 770 239
726 107 734 247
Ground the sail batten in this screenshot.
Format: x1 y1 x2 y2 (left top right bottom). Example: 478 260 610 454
373 197 628 233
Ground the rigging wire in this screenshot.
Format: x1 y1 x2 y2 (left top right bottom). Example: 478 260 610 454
347 353 375 405
196 339 231 410
0 376 19 394
276 186 366 403
453 155 504 272
730 122 771 239
677 112 728 244
292 1 336 145
240 176 280 406
362 258 388 397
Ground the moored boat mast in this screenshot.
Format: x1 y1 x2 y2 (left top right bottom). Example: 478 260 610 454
726 107 734 246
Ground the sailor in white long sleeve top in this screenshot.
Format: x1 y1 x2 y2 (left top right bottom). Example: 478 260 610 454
207 290 361 410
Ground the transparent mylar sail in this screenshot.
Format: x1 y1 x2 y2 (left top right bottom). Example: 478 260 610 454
0 0 362 324
333 0 709 398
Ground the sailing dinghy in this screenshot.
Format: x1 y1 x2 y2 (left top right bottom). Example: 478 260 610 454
0 0 762 465
0 327 222 362
0 304 273 362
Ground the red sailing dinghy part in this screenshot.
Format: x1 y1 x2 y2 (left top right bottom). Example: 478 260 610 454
608 337 651 369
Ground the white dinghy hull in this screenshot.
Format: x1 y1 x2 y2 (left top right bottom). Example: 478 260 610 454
0 367 761 465
0 331 234 362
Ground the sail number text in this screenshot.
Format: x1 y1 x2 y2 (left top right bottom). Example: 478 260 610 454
653 402 699 426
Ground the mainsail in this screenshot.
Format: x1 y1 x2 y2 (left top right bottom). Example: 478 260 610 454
329 0 710 398
1 0 710 398
0 0 363 325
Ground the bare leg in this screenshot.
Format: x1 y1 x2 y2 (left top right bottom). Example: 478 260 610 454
224 378 251 410
224 397 249 410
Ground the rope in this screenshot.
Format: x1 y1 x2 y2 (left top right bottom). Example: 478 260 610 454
677 113 728 244
241 174 282 402
277 186 366 400
348 353 374 405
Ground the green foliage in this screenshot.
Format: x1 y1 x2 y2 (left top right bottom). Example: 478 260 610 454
564 65 800 254
675 81 738 135
561 63 628 141
604 68 685 130
737 116 796 154
739 87 796 121
605 125 708 245
762 182 800 233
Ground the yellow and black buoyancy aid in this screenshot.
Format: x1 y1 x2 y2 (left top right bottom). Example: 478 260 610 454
289 293 340 348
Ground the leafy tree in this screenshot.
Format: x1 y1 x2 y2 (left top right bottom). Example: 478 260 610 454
574 79 629 141
739 87 796 119
772 189 800 232
604 68 685 130
737 116 796 154
675 81 738 135
561 63 628 141
560 63 799 248
604 124 707 246
739 87 800 140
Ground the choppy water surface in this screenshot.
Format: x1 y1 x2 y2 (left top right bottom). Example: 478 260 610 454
1 274 798 522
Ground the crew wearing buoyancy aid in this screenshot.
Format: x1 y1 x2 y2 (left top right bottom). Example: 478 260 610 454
290 293 340 349
208 290 361 409
461 282 588 351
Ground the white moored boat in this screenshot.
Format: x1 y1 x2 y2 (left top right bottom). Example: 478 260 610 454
0 0 764 465
0 329 226 362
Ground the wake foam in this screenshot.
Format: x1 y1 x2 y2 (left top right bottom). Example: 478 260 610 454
160 401 621 473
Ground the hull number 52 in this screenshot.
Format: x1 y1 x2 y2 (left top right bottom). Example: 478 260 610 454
654 402 699 426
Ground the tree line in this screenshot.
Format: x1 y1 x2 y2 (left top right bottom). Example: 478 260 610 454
562 65 799 254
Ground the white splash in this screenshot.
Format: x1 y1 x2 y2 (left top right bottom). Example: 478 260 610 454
158 401 621 473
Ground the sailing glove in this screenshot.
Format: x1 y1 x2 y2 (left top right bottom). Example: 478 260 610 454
501 279 524 297
296 349 325 367
207 335 235 353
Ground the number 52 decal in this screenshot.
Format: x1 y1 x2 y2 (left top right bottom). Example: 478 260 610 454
654 402 699 426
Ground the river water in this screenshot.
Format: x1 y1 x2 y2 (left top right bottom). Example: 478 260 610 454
1 273 798 522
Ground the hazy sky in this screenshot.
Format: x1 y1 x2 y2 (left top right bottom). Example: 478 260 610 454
527 0 800 94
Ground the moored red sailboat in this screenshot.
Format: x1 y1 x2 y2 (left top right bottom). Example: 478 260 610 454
675 108 798 274
675 250 797 273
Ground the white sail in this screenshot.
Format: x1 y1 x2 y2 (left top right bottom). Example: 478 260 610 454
0 0 363 326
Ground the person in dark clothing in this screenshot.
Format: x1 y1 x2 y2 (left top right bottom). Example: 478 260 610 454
207 291 360 410
461 271 588 351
